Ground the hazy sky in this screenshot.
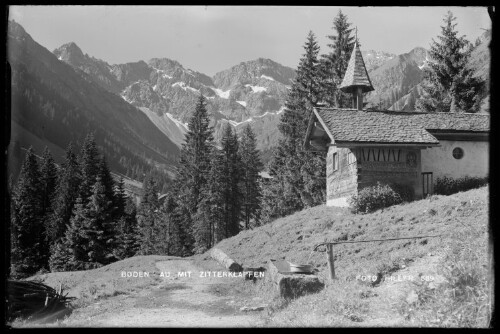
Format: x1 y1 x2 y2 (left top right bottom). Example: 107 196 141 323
9 6 491 76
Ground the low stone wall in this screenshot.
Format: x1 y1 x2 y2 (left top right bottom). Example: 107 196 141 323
267 260 324 300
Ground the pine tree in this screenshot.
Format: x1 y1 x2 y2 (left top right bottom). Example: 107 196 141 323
158 194 182 256
262 31 326 223
225 126 242 237
416 11 485 113
78 133 100 202
61 197 92 270
321 10 356 107
193 124 242 252
39 147 58 267
11 147 45 277
114 176 127 219
114 196 139 260
40 147 57 216
174 95 214 255
48 142 81 246
48 241 72 272
86 176 117 265
239 124 263 229
193 146 225 252
62 177 116 269
136 173 160 255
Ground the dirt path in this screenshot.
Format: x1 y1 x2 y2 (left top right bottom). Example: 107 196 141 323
61 259 264 327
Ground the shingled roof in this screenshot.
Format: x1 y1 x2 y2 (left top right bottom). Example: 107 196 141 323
406 112 490 132
312 108 490 146
339 41 374 94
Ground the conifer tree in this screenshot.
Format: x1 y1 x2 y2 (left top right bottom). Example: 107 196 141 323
262 31 326 222
97 155 116 212
416 11 485 113
113 195 139 260
158 194 183 256
114 176 127 219
11 147 45 277
136 173 160 255
39 146 58 266
321 10 356 107
239 124 263 229
48 142 81 245
62 176 116 269
194 147 225 252
174 95 214 255
193 124 242 252
61 197 92 270
225 127 242 237
40 147 58 217
78 133 100 202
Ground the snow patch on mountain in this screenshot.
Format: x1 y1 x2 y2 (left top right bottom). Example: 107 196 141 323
236 101 247 107
172 82 200 93
212 87 231 99
245 84 267 93
260 74 275 81
120 93 132 104
222 107 284 128
152 66 173 79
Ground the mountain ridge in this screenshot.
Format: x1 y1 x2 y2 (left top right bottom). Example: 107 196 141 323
8 21 180 181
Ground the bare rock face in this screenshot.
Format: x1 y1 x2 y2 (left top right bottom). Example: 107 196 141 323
54 46 295 160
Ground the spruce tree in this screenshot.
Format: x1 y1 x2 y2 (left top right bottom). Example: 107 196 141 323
174 95 214 255
194 146 225 252
225 126 242 237
158 194 182 256
63 177 115 269
321 9 356 107
416 11 485 113
78 133 100 202
136 173 160 255
39 147 58 267
262 31 326 223
114 176 127 219
11 147 45 277
61 197 92 270
48 142 81 246
239 124 263 229
114 196 139 260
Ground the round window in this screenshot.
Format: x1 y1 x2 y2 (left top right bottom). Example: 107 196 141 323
452 147 464 159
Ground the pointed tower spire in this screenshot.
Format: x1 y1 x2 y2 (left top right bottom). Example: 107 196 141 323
339 31 374 110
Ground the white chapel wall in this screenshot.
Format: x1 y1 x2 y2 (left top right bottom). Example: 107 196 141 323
420 140 489 180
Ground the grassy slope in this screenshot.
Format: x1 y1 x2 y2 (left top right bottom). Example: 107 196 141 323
207 186 490 327
212 187 487 278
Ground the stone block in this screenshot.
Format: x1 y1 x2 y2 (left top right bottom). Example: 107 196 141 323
267 260 324 300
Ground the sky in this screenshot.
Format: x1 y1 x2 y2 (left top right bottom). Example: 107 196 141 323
9 6 491 76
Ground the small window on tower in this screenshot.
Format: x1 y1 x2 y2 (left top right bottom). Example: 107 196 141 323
452 147 464 160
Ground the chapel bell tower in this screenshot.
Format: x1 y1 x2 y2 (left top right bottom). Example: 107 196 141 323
338 30 374 110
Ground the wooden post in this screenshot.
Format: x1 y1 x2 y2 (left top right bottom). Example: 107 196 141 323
327 244 335 280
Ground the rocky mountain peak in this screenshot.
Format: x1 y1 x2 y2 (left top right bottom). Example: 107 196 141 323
213 58 295 90
53 42 86 65
8 20 29 39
